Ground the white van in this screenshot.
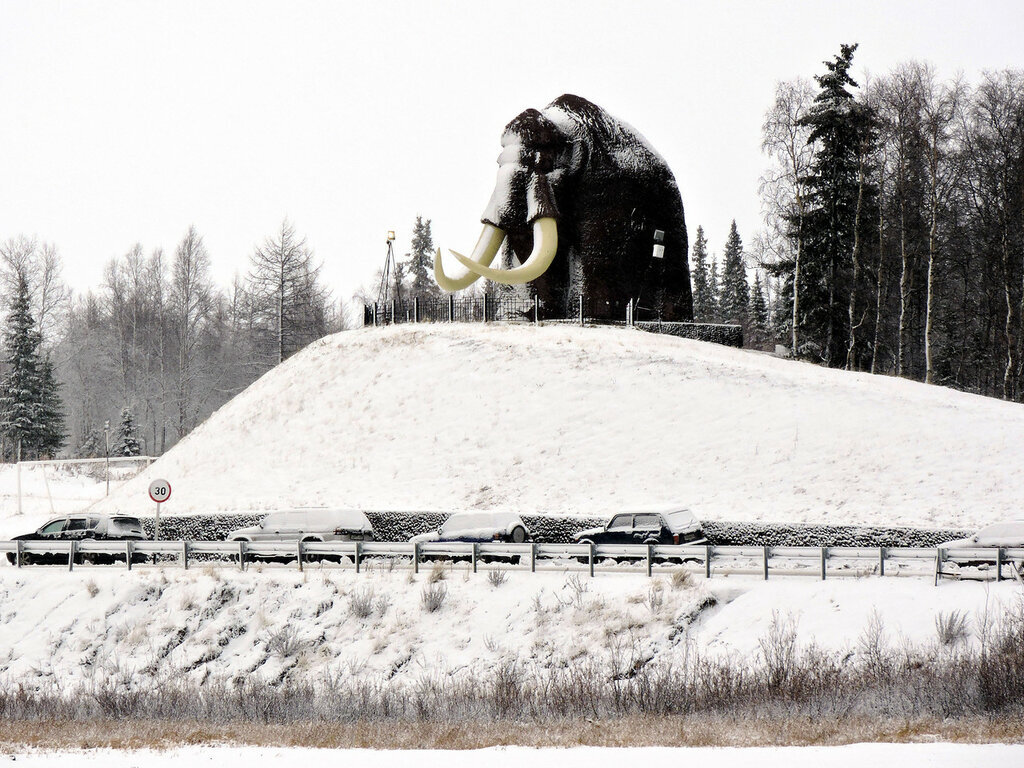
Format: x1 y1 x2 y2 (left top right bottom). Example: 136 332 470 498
227 508 374 544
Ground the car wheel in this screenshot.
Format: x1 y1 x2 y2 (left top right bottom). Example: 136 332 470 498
510 526 527 544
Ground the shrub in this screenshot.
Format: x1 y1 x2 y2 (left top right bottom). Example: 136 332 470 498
936 610 971 646
348 588 375 619
487 569 508 587
421 583 448 613
670 569 692 589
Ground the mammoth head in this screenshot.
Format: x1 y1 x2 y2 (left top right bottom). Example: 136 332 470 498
435 108 580 291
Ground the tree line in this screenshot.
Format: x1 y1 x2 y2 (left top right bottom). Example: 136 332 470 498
0 220 337 460
750 45 1024 399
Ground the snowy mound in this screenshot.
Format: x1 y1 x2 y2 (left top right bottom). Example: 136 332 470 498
91 324 1024 528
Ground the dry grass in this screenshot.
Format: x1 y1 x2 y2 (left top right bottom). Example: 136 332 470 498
1 714 1022 750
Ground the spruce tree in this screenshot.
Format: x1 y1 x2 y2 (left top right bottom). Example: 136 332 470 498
750 272 769 336
707 259 721 323
115 406 141 457
407 216 439 300
690 226 712 321
0 275 43 458
797 43 875 365
719 220 749 324
35 356 66 457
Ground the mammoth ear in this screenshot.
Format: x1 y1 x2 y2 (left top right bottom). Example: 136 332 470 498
503 108 564 149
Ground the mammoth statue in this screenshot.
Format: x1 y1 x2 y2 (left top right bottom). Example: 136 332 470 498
435 94 693 321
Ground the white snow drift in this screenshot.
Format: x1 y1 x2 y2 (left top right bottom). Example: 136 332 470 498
80 323 1024 529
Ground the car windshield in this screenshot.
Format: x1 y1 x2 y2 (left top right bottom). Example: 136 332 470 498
439 513 518 536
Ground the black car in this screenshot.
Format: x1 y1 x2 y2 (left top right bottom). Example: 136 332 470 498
573 507 707 549
6 513 148 565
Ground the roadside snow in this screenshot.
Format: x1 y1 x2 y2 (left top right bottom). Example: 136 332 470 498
4 743 1023 766
65 324 1024 530
1 566 1018 690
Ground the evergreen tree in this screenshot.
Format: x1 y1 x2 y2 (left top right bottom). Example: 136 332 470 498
750 272 768 334
719 220 749 323
797 43 876 365
690 226 712 321
707 259 721 323
0 274 43 458
407 216 439 300
114 406 141 456
35 355 65 457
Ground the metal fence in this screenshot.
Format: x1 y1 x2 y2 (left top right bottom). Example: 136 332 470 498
362 295 745 347
1 539 1020 584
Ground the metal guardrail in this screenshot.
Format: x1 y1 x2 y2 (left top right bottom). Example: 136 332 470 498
1 540 1022 583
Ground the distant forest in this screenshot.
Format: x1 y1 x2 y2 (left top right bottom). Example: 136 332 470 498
707 45 1024 401
1 46 1022 460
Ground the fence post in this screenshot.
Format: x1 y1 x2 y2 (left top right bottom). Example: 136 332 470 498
820 547 828 580
15 540 22 568
705 545 712 578
934 548 944 586
182 541 189 570
413 542 420 574
68 540 75 571
472 543 479 573
996 547 1003 582
413 297 420 323
296 541 304 572
354 541 362 573
481 293 488 323
390 300 396 325
533 295 539 323
626 300 632 327
448 294 454 322
238 540 246 572
646 544 653 577
373 302 379 327
578 295 584 326
126 540 133 571
530 543 537 572
763 546 770 580
879 547 886 576
588 542 595 577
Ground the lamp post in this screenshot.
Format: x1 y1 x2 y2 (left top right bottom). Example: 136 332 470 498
103 420 110 497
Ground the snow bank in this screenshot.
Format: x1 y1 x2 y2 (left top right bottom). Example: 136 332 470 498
5 744 1024 767
74 324 1024 528
1 566 1018 690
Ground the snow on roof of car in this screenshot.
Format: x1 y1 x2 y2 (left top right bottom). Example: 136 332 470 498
440 511 523 536
262 508 372 530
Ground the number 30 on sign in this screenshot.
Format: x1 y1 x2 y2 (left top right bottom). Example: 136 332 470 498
148 479 172 504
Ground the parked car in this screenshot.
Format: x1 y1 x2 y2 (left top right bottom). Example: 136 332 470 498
938 521 1024 574
573 507 707 556
410 512 531 563
226 508 375 560
5 513 148 565
410 511 531 545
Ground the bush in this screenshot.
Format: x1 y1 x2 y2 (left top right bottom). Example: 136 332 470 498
487 569 508 587
421 583 448 613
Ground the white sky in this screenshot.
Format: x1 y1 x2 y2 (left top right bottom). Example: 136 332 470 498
2 0 1021 305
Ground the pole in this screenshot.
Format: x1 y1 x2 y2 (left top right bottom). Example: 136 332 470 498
104 421 110 496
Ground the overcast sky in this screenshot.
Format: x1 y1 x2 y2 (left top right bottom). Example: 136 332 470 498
2 0 1021 306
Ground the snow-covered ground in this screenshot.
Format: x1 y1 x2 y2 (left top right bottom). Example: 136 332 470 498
1 565 1019 689
5 744 1023 767
74 324 1024 529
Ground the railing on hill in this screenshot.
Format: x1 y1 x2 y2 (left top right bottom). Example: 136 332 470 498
362 294 744 347
1 540 1019 584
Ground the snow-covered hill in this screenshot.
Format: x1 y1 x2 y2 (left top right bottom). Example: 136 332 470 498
87 323 1024 529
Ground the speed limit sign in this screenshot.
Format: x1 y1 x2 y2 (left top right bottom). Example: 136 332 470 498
148 478 172 504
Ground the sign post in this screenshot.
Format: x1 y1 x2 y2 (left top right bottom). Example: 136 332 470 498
148 478 171 543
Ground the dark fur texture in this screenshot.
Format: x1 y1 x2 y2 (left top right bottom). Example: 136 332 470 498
480 94 692 321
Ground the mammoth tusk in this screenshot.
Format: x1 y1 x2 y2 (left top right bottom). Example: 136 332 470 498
451 217 558 285
434 224 506 292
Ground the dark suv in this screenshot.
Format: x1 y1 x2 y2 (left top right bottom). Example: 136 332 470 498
573 507 707 548
6 513 148 565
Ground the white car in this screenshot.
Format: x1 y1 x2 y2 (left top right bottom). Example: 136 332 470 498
938 521 1024 575
410 512 530 545
227 508 374 549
